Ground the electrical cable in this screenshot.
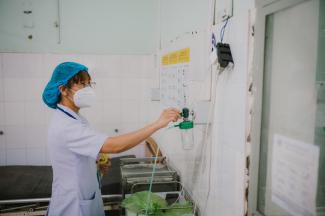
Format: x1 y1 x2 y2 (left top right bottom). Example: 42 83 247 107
144 123 198 215
202 69 222 216
193 18 230 188
169 187 185 207
199 17 232 215
220 16 230 43
190 19 231 213
144 145 160 216
146 20 231 214
144 127 173 215
201 65 232 215
191 67 222 216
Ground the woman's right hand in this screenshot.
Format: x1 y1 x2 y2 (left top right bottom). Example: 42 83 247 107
154 108 181 129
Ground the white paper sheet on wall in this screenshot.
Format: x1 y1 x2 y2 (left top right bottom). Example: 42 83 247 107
272 134 320 216
160 64 189 108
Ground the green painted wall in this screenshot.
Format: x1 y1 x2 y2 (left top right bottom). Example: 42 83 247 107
159 0 210 48
0 0 158 54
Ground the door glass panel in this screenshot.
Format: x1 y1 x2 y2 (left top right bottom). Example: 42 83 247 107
256 0 323 215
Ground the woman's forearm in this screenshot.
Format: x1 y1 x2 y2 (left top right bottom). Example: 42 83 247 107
100 108 180 154
100 122 160 153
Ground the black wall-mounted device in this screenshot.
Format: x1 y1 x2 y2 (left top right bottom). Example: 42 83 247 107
217 42 234 68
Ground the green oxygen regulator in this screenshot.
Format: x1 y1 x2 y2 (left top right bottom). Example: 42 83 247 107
174 107 195 150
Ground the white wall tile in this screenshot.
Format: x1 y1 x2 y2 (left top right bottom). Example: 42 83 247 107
120 78 144 100
0 79 4 102
102 55 128 78
4 54 42 78
103 99 121 124
0 102 4 125
101 124 122 137
143 55 156 78
4 102 25 125
81 55 110 79
25 126 47 148
26 148 46 165
41 54 60 79
93 123 141 154
2 54 41 78
90 123 107 135
25 102 47 126
133 55 157 79
0 150 6 165
147 101 163 123
136 56 149 78
120 100 140 123
136 143 145 158
120 55 149 78
88 67 105 80
6 148 26 165
24 78 47 102
24 54 43 78
0 54 3 77
0 128 5 150
101 78 122 100
4 78 25 102
45 108 55 125
121 56 140 77
109 123 144 158
139 101 154 124
44 147 51 165
2 54 26 78
123 123 141 133
0 100 6 156
5 126 26 148
0 54 3 102
111 142 145 158
91 78 105 102
102 55 125 78
140 78 158 101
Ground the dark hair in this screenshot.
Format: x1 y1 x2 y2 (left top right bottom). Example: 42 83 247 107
66 71 91 88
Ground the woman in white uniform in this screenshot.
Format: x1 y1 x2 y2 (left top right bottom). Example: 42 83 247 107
42 62 180 216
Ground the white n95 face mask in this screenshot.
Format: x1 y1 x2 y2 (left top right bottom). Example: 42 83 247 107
73 87 96 108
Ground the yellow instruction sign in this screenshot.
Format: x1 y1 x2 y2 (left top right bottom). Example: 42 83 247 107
161 48 190 66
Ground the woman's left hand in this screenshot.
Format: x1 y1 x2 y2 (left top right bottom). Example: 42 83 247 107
98 159 111 174
97 153 111 175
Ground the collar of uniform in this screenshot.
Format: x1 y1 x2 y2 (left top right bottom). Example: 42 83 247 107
57 104 81 121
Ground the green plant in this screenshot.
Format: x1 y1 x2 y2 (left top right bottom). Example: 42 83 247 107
122 191 193 216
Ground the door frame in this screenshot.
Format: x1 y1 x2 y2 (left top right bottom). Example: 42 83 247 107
248 0 312 215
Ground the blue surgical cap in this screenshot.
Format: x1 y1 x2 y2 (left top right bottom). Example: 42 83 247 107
42 62 88 109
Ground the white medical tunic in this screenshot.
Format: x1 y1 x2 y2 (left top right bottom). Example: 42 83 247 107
47 104 108 216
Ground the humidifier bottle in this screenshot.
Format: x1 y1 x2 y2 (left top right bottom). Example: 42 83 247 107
179 108 194 150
